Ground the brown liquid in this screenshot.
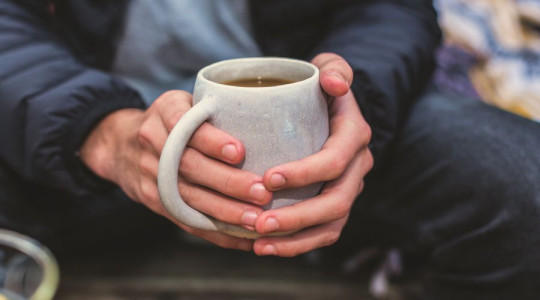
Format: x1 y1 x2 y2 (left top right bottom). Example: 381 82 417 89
221 77 296 87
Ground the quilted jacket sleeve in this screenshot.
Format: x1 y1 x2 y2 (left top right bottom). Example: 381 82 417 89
0 0 145 196
313 0 441 165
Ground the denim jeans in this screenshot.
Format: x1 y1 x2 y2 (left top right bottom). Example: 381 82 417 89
342 88 540 299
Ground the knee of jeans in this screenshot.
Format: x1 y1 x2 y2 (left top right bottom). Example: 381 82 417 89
404 92 539 204
406 104 540 258
425 144 540 286
418 117 540 229
390 92 540 288
428 202 540 290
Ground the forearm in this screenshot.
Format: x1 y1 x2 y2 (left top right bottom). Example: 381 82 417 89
0 0 146 196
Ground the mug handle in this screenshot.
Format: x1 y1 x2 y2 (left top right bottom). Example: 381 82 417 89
158 97 260 239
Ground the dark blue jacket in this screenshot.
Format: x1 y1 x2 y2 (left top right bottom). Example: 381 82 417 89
0 0 440 197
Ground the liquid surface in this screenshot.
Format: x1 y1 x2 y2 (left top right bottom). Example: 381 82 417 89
221 77 296 87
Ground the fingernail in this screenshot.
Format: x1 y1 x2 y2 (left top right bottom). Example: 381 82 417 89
241 211 258 227
270 174 285 189
264 217 279 233
326 71 348 85
222 144 238 161
261 244 277 255
249 183 268 203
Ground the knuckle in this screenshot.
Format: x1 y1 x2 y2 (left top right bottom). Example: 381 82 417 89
365 151 374 172
297 165 311 186
335 56 353 76
291 214 308 231
360 122 372 143
159 90 191 102
357 180 366 196
322 52 344 62
317 51 334 58
329 151 349 177
177 181 193 205
138 155 156 177
331 57 350 69
325 231 341 246
212 205 229 222
140 181 159 204
165 110 185 132
334 199 352 219
344 63 353 78
325 56 350 73
222 172 235 195
329 52 346 61
156 90 193 130
137 121 153 146
311 52 331 65
178 148 198 177
312 52 344 69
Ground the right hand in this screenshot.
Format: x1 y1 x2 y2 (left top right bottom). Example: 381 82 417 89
80 90 272 251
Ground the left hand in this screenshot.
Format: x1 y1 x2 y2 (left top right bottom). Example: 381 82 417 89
252 53 374 257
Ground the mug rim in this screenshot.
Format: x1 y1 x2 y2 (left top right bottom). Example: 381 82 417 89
197 57 319 91
0 229 59 300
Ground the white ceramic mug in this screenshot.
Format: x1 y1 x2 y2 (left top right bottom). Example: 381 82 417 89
158 57 329 238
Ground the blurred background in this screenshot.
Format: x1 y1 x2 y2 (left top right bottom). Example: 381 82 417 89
434 0 540 122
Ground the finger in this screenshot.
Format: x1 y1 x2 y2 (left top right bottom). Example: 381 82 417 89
176 223 254 252
179 147 272 205
256 149 371 235
142 191 255 251
311 53 353 97
138 90 194 156
133 176 254 251
263 92 371 191
136 175 163 211
138 151 159 179
178 179 265 229
154 90 246 165
146 90 192 153
253 217 348 257
188 124 246 165
155 90 193 133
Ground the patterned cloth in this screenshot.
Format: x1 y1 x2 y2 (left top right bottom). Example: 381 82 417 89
435 0 540 121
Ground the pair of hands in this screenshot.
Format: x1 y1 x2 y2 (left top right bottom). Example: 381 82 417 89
80 53 373 257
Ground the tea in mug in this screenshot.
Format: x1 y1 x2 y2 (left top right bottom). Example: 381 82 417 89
222 77 296 87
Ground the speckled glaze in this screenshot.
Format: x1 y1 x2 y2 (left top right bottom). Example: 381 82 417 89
158 57 328 238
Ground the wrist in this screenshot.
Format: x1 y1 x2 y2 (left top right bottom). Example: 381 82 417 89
80 108 144 182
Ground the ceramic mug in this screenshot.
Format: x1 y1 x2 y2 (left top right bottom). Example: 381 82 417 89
158 57 329 238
